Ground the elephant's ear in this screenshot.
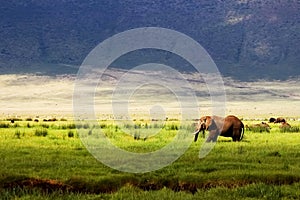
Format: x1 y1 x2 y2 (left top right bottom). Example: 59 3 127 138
207 118 218 131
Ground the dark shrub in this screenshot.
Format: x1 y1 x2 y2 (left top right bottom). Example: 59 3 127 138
100 123 107 129
134 132 140 140
60 124 67 129
170 124 178 130
68 131 74 138
67 124 76 129
41 124 49 128
83 123 90 129
27 123 32 128
0 123 10 128
35 129 48 137
12 123 20 128
14 130 21 139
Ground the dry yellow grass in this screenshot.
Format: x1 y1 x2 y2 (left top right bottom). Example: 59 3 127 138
0 72 299 119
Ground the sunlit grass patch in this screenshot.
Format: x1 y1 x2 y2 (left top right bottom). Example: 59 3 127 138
1 118 300 199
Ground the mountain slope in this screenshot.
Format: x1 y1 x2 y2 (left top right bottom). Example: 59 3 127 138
0 0 299 80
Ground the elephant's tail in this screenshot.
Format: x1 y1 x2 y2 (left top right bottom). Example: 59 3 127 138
240 122 245 141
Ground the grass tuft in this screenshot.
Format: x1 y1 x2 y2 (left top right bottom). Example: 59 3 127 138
0 122 10 128
34 128 48 137
68 131 74 138
280 126 300 133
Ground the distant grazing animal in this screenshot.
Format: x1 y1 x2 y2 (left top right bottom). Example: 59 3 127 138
270 117 286 123
274 117 286 123
279 122 291 129
269 118 276 123
193 115 244 142
246 122 270 132
34 119 39 122
48 118 57 122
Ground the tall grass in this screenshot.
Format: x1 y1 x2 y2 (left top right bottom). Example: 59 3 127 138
247 126 270 133
34 128 48 137
0 122 10 128
1 182 299 200
280 126 300 133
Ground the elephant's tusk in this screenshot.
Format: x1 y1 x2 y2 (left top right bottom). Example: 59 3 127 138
192 131 199 135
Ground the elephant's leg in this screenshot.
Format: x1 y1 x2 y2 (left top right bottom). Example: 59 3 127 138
194 132 199 142
206 130 218 142
205 131 212 142
205 135 212 142
212 133 219 142
232 128 241 142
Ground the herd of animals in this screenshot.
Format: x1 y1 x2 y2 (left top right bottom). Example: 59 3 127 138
193 115 293 143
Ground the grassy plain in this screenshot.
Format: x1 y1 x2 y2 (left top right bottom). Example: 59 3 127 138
1 118 300 199
1 73 300 199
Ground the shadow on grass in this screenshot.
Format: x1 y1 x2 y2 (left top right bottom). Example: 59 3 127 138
1 174 300 195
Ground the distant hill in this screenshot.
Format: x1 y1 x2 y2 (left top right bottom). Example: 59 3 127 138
0 0 299 80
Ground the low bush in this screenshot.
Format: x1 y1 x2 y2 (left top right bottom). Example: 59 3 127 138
14 130 21 139
76 123 90 129
0 123 10 128
280 126 300 133
41 124 49 129
100 123 107 129
67 124 76 129
247 126 270 133
68 131 74 138
12 123 20 128
134 132 140 140
170 124 178 130
34 129 48 137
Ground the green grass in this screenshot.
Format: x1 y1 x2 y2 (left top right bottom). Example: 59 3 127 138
1 119 300 199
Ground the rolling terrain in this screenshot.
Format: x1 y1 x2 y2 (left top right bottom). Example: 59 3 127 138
0 0 299 80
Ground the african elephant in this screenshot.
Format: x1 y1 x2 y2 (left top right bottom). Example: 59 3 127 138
193 115 244 142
